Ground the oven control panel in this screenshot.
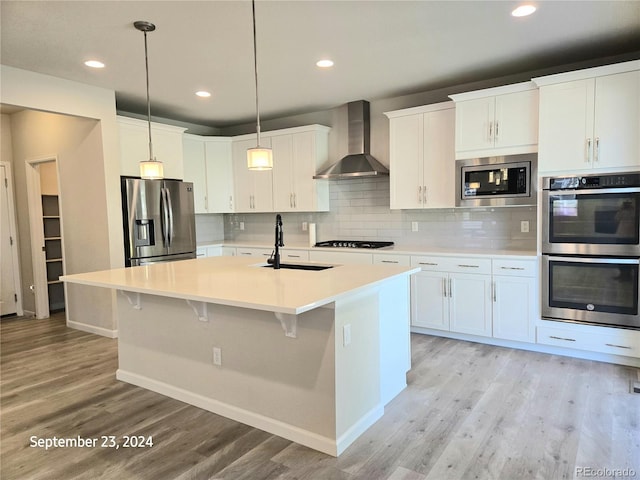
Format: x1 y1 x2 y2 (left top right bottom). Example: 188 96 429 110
548 173 640 190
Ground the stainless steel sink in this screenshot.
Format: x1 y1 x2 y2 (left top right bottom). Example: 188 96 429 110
261 263 333 271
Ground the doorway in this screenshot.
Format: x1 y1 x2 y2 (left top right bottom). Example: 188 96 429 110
0 162 23 317
25 156 65 319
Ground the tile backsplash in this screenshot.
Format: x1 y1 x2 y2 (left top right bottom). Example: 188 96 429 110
209 177 536 251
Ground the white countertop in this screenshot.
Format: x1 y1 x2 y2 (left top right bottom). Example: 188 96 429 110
61 256 418 315
199 240 536 259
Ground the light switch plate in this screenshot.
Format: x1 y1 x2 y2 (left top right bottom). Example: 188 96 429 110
411 221 419 232
343 324 351 346
520 221 529 233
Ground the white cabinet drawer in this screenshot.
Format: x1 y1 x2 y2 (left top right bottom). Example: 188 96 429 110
537 325 640 358
373 254 410 266
309 250 373 265
196 246 208 258
492 258 537 277
411 256 451 271
280 249 310 262
236 247 272 258
447 257 491 274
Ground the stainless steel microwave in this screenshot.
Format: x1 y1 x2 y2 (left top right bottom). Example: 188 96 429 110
455 154 537 207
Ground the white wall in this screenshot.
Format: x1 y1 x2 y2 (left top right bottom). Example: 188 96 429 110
1 65 122 334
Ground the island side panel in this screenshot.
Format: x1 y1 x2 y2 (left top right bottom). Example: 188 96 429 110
115 293 338 454
333 290 383 455
378 275 411 405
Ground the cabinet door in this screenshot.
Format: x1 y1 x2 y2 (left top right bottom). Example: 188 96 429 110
291 131 318 211
454 97 494 156
182 137 207 213
494 89 538 152
232 139 254 212
233 138 273 213
538 79 595 173
271 134 294 211
411 271 449 330
205 139 234 213
449 273 492 336
492 275 536 342
152 128 185 179
389 114 423 209
423 107 455 208
594 70 640 170
308 250 373 265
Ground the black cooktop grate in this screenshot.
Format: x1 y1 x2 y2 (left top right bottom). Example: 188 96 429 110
314 240 394 249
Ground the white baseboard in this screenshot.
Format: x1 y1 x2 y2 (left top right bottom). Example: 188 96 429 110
67 320 118 338
117 369 355 457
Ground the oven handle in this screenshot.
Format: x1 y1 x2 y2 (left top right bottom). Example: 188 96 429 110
544 187 640 195
546 256 639 265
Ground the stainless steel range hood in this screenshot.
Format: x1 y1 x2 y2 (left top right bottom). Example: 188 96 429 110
314 100 389 179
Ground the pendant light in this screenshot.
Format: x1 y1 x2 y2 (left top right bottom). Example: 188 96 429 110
135 20 164 180
247 0 273 170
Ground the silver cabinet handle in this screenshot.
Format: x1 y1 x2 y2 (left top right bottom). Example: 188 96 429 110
449 278 453 298
585 138 592 163
294 193 297 208
443 277 448 297
418 186 422 203
495 121 499 141
488 121 493 142
492 281 496 302
605 343 631 350
594 137 600 163
549 335 576 342
287 254 301 258
419 262 438 266
458 264 480 268
500 266 525 270
423 185 427 204
381 260 399 264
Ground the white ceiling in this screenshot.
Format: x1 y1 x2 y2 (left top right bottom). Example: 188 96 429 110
2 1 639 128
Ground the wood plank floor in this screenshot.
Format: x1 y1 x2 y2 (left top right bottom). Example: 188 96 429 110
1 313 638 480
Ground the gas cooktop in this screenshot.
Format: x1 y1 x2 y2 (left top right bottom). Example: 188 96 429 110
314 240 394 249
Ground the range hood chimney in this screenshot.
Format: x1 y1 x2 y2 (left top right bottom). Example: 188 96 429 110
314 100 389 179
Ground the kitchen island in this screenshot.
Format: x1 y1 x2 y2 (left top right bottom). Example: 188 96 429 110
61 256 418 456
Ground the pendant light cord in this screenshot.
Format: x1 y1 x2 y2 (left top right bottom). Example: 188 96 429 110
252 0 262 146
143 30 154 161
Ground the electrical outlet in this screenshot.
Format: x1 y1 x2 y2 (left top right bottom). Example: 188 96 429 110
343 324 351 346
520 221 530 233
213 347 222 366
302 222 308 231
411 221 419 232
239 222 245 231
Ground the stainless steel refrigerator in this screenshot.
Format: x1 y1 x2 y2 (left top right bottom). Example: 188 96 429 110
121 177 196 266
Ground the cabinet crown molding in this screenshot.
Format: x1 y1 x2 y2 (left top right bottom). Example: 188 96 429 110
448 81 537 103
384 101 454 119
532 60 640 87
117 115 187 134
231 124 331 142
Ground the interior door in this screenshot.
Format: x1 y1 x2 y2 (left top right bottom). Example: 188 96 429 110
1 164 20 316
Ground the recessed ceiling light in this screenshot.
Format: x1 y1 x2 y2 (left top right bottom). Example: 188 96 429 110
316 59 334 68
84 60 105 68
195 91 211 98
512 4 536 17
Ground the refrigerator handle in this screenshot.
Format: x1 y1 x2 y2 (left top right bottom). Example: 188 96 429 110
166 188 174 247
161 187 170 247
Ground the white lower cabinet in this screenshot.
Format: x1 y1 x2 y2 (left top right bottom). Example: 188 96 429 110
280 249 310 262
236 247 272 259
411 255 536 341
221 247 236 256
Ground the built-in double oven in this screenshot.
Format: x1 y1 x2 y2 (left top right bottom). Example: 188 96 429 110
542 172 640 330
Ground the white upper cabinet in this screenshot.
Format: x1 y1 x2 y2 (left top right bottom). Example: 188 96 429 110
271 126 330 212
232 137 273 212
117 116 186 179
449 82 539 159
232 125 330 213
385 102 455 209
183 135 234 214
534 61 640 174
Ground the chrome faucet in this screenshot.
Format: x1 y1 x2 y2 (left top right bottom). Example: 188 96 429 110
273 213 284 269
